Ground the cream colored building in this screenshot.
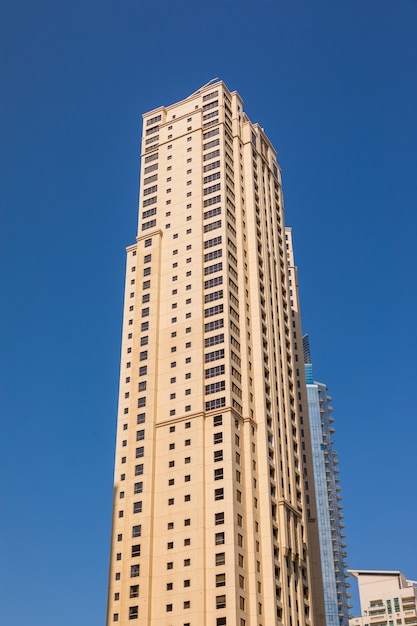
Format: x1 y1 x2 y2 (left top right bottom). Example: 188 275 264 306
349 570 417 626
106 80 325 626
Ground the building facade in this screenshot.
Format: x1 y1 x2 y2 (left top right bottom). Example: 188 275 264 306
106 81 324 626
303 335 350 626
349 570 417 626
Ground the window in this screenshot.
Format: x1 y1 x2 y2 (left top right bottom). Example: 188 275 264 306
130 564 140 577
130 585 139 598
215 552 225 566
166 604 172 612
214 488 224 500
167 541 174 549
216 619 227 626
184 538 191 546
216 573 226 587
168 498 174 505
184 579 191 587
216 595 226 609
215 532 225 545
167 562 173 570
185 439 191 446
135 464 143 475
184 518 191 526
136 430 145 441
213 414 223 426
215 512 224 525
136 447 144 458
166 582 173 590
131 544 141 557
185 456 191 463
113 614 119 622
214 450 223 462
133 501 142 513
184 601 190 609
132 525 141 538
214 468 223 480
184 558 191 566
184 494 191 502
214 432 223 444
134 482 143 494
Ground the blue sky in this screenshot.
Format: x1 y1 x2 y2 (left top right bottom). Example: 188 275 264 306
1 0 416 623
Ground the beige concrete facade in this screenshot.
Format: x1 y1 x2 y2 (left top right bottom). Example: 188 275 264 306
106 81 324 625
349 570 417 626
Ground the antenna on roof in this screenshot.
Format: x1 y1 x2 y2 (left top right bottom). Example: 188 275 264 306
189 78 220 98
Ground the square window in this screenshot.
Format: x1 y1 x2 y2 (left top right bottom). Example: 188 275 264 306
166 604 172 612
169 460 175 467
168 522 174 529
185 456 191 464
167 582 173 590
185 439 191 446
184 579 191 587
184 494 191 502
167 562 173 570
168 498 174 505
169 425 175 432
184 601 190 609
184 559 191 566
184 518 191 526
184 538 191 546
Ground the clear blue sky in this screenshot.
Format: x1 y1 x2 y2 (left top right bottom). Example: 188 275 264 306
1 1 416 623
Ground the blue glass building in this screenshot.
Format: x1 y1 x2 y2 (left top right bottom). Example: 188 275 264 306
303 335 351 626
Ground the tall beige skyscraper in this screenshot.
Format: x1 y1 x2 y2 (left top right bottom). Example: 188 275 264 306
106 80 324 626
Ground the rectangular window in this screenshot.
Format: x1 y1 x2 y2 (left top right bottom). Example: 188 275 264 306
204 220 222 233
215 552 225 566
133 502 142 514
136 447 144 458
204 349 225 363
214 488 224 500
214 468 224 481
215 512 224 525
130 564 140 577
135 464 143 475
132 525 141 537
216 595 226 609
131 544 141 557
215 531 225 545
206 381 226 394
216 573 226 587
214 450 223 462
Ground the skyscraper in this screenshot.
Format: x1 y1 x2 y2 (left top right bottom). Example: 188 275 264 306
303 334 350 625
106 80 324 626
